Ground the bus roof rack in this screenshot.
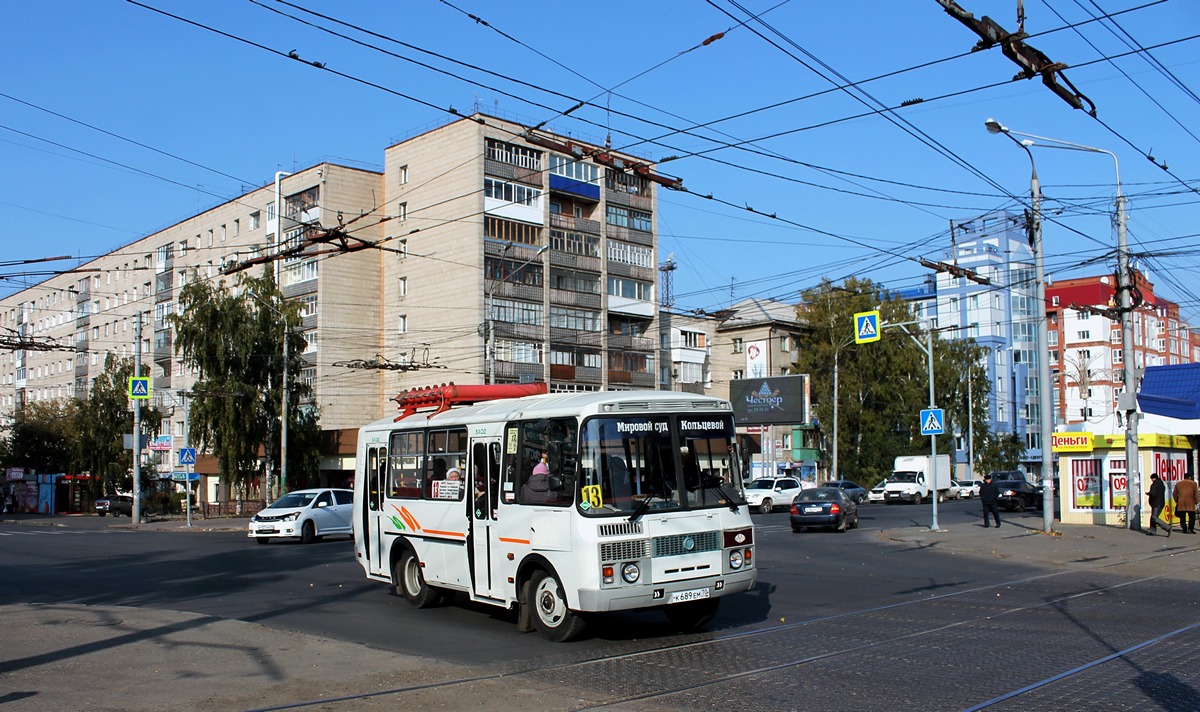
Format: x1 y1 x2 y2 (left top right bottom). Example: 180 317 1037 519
393 382 548 421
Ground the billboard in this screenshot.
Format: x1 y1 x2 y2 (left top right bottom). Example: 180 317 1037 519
730 375 811 426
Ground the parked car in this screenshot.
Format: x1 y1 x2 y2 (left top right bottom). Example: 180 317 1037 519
790 487 859 532
868 480 888 503
95 495 133 517
991 471 1041 511
743 477 806 514
826 479 869 504
248 488 354 544
951 480 973 499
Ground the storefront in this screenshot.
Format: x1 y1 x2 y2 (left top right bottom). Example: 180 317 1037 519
1054 418 1196 527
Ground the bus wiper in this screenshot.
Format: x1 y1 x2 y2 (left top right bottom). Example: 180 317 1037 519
705 477 740 513
627 496 653 523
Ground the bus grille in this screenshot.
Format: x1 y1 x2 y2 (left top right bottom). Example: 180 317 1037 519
599 539 649 562
598 521 644 537
653 531 720 557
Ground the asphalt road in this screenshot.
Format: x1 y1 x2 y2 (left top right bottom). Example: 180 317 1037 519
3 498 1199 711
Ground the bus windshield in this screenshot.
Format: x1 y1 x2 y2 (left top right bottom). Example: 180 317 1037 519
576 414 741 516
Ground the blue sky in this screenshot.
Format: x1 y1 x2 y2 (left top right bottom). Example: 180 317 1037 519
3 0 1198 320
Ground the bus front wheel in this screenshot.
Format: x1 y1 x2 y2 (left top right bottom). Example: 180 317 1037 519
396 549 443 609
528 570 586 642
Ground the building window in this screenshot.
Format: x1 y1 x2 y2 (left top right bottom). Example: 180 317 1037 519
492 298 543 326
549 154 599 184
397 315 407 334
487 217 542 247
283 259 318 285
297 295 318 319
681 331 705 349
732 369 744 380
484 177 541 207
485 139 542 170
1077 330 1090 340
399 164 409 184
398 276 408 297
732 338 744 354
250 211 261 230
302 330 318 353
549 306 599 331
606 276 651 301
1052 296 1059 306
607 240 653 268
397 202 407 221
495 339 542 364
1048 330 1058 346
233 219 240 237
551 270 599 294
549 228 599 257
605 205 652 232
676 362 703 383
609 351 652 373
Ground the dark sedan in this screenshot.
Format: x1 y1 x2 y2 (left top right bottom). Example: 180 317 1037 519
826 479 869 504
95 495 133 517
790 487 859 532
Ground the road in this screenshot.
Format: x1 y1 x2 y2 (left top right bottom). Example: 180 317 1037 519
2 498 1199 711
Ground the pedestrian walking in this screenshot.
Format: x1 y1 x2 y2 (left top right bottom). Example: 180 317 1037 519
1148 472 1171 536
979 473 1001 528
1172 472 1198 534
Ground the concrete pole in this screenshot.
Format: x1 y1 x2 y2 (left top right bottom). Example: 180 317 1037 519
1115 186 1141 529
928 326 940 532
132 313 143 526
832 351 839 480
967 367 974 483
281 318 289 497
1026 159 1056 532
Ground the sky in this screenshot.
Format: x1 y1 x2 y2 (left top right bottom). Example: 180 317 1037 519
2 0 1199 323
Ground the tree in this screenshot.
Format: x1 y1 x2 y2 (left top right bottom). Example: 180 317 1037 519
2 399 80 475
74 354 163 495
796 277 992 488
171 268 316 495
976 432 1026 475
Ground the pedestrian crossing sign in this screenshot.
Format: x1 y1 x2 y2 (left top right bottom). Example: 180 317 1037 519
920 408 945 436
854 310 881 344
128 377 151 400
179 448 197 466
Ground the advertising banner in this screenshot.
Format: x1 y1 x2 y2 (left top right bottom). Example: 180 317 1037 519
745 340 768 379
730 375 810 426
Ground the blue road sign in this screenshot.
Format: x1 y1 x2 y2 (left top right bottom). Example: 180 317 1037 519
171 471 200 482
853 310 881 344
179 448 197 466
128 377 151 399
920 408 945 436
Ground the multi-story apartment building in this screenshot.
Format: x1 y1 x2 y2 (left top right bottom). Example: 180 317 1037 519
1 112 672 502
0 163 385 499
903 211 1048 476
1047 270 1198 424
658 310 716 395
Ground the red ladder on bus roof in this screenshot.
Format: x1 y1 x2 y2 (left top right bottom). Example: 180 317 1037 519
392 382 548 421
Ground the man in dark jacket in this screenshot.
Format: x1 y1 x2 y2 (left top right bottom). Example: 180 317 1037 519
1148 472 1171 536
980 473 1001 528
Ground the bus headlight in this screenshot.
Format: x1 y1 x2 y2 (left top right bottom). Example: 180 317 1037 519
621 563 640 583
729 550 744 569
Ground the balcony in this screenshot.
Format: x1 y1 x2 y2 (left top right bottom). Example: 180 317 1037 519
550 213 600 235
549 250 601 273
608 333 656 352
604 187 653 212
490 281 544 302
494 322 544 341
549 364 603 384
609 370 655 387
153 331 172 360
549 288 601 310
549 174 601 202
606 261 656 282
484 158 543 187
605 224 653 248
494 361 543 381
550 327 603 348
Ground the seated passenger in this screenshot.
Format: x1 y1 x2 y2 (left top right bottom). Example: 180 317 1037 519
521 453 552 504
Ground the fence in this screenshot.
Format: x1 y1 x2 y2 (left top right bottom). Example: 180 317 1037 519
202 500 266 519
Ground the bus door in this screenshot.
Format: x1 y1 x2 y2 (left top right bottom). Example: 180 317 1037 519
469 439 504 600
364 444 388 577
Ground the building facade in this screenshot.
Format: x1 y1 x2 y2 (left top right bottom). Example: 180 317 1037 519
1047 270 1199 425
0 111 674 500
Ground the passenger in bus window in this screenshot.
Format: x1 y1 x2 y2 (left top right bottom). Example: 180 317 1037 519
521 453 552 503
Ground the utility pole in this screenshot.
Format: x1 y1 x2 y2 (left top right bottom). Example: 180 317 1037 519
132 313 142 526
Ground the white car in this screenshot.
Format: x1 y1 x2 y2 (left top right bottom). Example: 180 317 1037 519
249 488 354 544
743 477 805 513
951 479 973 499
868 480 887 503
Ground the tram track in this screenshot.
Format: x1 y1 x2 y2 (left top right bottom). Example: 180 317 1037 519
249 544 1200 712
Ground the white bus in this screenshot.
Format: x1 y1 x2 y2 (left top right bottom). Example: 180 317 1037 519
353 383 756 641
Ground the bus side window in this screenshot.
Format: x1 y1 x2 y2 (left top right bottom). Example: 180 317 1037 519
389 431 424 499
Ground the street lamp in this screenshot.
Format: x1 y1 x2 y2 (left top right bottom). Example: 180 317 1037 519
986 118 1135 531
485 242 548 384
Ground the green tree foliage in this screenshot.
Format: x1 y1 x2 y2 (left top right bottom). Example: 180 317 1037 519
796 278 991 487
2 399 80 475
74 354 162 495
976 432 1026 476
171 268 316 492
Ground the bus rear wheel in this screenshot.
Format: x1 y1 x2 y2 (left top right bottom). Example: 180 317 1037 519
396 549 443 608
664 598 719 632
528 570 586 642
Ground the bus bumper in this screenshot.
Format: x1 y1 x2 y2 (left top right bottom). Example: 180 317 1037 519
576 569 757 612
